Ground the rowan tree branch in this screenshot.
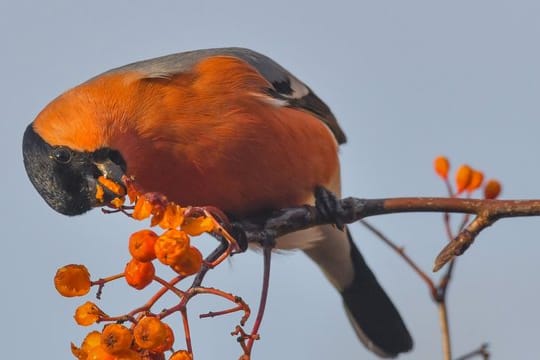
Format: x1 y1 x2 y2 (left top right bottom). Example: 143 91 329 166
232 193 540 272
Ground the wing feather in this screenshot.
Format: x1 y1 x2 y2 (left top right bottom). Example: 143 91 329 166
104 47 346 144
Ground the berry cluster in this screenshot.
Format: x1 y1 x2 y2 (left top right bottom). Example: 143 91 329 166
54 177 244 360
433 156 501 199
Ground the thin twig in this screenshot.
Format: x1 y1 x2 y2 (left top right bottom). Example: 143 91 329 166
180 308 193 355
153 276 185 298
360 215 456 360
433 212 495 271
191 239 228 287
92 273 125 300
454 343 490 360
438 302 452 360
438 211 470 297
245 241 273 356
360 220 437 298
199 305 246 320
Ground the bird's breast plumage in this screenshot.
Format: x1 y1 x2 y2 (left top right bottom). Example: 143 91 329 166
112 58 340 215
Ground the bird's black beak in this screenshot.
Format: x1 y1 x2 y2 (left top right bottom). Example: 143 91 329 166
95 158 125 184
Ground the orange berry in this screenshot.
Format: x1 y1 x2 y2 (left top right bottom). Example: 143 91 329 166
132 197 154 220
98 176 126 197
171 247 203 276
112 349 142 359
466 170 484 193
154 229 190 265
74 301 106 326
129 230 158 262
54 264 91 297
181 216 215 236
126 179 142 204
150 209 165 227
152 322 175 353
82 331 103 352
433 156 450 179
110 197 126 209
159 203 185 229
169 350 192 360
100 324 133 355
71 342 87 360
125 258 155 290
133 317 168 350
455 164 473 194
484 179 502 199
95 184 105 203
86 345 116 360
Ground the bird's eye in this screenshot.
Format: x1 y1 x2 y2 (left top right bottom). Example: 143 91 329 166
52 147 72 164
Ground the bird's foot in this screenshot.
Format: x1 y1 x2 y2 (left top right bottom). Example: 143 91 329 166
314 186 345 230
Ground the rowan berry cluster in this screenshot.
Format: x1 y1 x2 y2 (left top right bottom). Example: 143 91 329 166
54 177 243 360
433 156 501 199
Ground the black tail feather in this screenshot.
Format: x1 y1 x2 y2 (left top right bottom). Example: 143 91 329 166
341 230 413 357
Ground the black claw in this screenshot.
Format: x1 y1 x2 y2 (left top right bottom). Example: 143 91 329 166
230 224 249 253
314 186 345 230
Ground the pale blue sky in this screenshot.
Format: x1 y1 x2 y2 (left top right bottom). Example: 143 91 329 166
2 1 540 359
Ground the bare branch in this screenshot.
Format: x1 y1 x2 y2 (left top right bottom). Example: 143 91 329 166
433 212 495 271
234 195 540 273
438 302 452 360
360 220 438 298
361 219 452 359
361 219 453 359
454 343 490 360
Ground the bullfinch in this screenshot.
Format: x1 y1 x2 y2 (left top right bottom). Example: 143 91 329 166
22 47 412 357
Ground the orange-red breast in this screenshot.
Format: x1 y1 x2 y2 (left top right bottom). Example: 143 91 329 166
23 48 412 357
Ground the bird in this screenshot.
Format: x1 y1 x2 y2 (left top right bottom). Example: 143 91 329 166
22 47 412 357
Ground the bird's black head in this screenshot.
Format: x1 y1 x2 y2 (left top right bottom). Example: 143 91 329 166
22 124 127 216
